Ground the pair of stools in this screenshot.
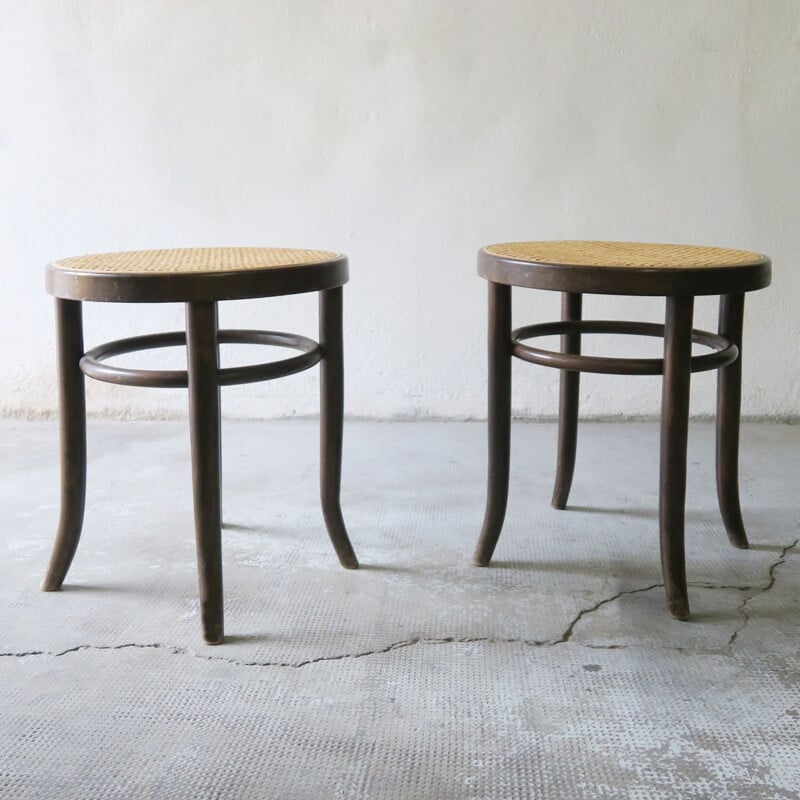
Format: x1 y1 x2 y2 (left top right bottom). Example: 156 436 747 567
43 242 771 643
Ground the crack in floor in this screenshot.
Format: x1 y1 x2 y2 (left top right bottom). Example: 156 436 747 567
0 638 520 667
3 539 796 667
549 583 664 645
727 538 798 651
0 643 164 659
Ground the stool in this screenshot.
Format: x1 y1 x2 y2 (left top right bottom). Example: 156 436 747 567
43 247 359 644
472 241 771 619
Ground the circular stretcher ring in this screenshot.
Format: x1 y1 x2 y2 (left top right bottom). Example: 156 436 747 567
80 329 322 388
511 320 738 376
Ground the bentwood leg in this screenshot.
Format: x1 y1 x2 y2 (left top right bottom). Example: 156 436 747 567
552 292 582 509
474 282 512 567
659 296 694 620
186 301 224 644
319 287 358 569
214 304 223 522
42 299 87 591
716 293 749 548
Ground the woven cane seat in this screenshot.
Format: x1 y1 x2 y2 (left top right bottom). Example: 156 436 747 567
480 241 770 296
47 247 348 303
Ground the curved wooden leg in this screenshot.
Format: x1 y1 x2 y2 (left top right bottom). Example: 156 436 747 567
716 293 749 548
659 295 694 620
319 287 358 569
186 301 224 644
215 304 223 524
551 292 582 509
473 282 512 567
42 299 87 591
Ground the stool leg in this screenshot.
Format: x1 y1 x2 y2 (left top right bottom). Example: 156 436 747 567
215 304 223 523
551 292 582 509
474 282 512 567
319 287 358 569
42 299 87 591
659 295 694 620
716 293 749 549
186 301 224 644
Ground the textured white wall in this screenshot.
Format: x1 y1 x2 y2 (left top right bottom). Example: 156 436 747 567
1 0 798 420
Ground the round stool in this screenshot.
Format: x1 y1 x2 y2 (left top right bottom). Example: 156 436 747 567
473 240 771 619
43 247 359 644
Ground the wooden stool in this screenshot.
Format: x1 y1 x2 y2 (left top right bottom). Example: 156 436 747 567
473 241 771 619
43 247 359 644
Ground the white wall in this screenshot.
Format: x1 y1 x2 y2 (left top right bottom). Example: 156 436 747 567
1 0 798 420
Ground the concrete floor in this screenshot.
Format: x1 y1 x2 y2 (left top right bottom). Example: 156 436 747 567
0 419 798 799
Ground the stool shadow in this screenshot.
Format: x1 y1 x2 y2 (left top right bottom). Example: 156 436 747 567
691 605 799 624
567 505 656 517
684 608 741 624
60 583 138 594
566 505 715 522
488 559 658 583
222 522 270 534
222 633 274 646
355 563 415 574
749 543 797 553
567 506 798 532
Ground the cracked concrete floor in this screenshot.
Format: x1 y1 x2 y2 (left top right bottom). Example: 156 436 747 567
1 419 798 799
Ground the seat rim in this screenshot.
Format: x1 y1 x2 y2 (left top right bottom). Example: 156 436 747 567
478 243 771 296
46 251 349 302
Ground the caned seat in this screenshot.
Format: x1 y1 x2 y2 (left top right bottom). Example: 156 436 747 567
480 241 770 296
473 239 771 621
47 247 349 302
43 246 357 645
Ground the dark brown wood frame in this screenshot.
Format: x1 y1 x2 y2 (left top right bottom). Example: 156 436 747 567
474 248 771 620
43 256 357 645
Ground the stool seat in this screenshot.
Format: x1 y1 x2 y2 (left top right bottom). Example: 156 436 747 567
480 240 770 295
47 247 348 303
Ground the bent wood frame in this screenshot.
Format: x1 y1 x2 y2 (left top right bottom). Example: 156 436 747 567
474 275 768 621
81 329 323 388
43 256 358 645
